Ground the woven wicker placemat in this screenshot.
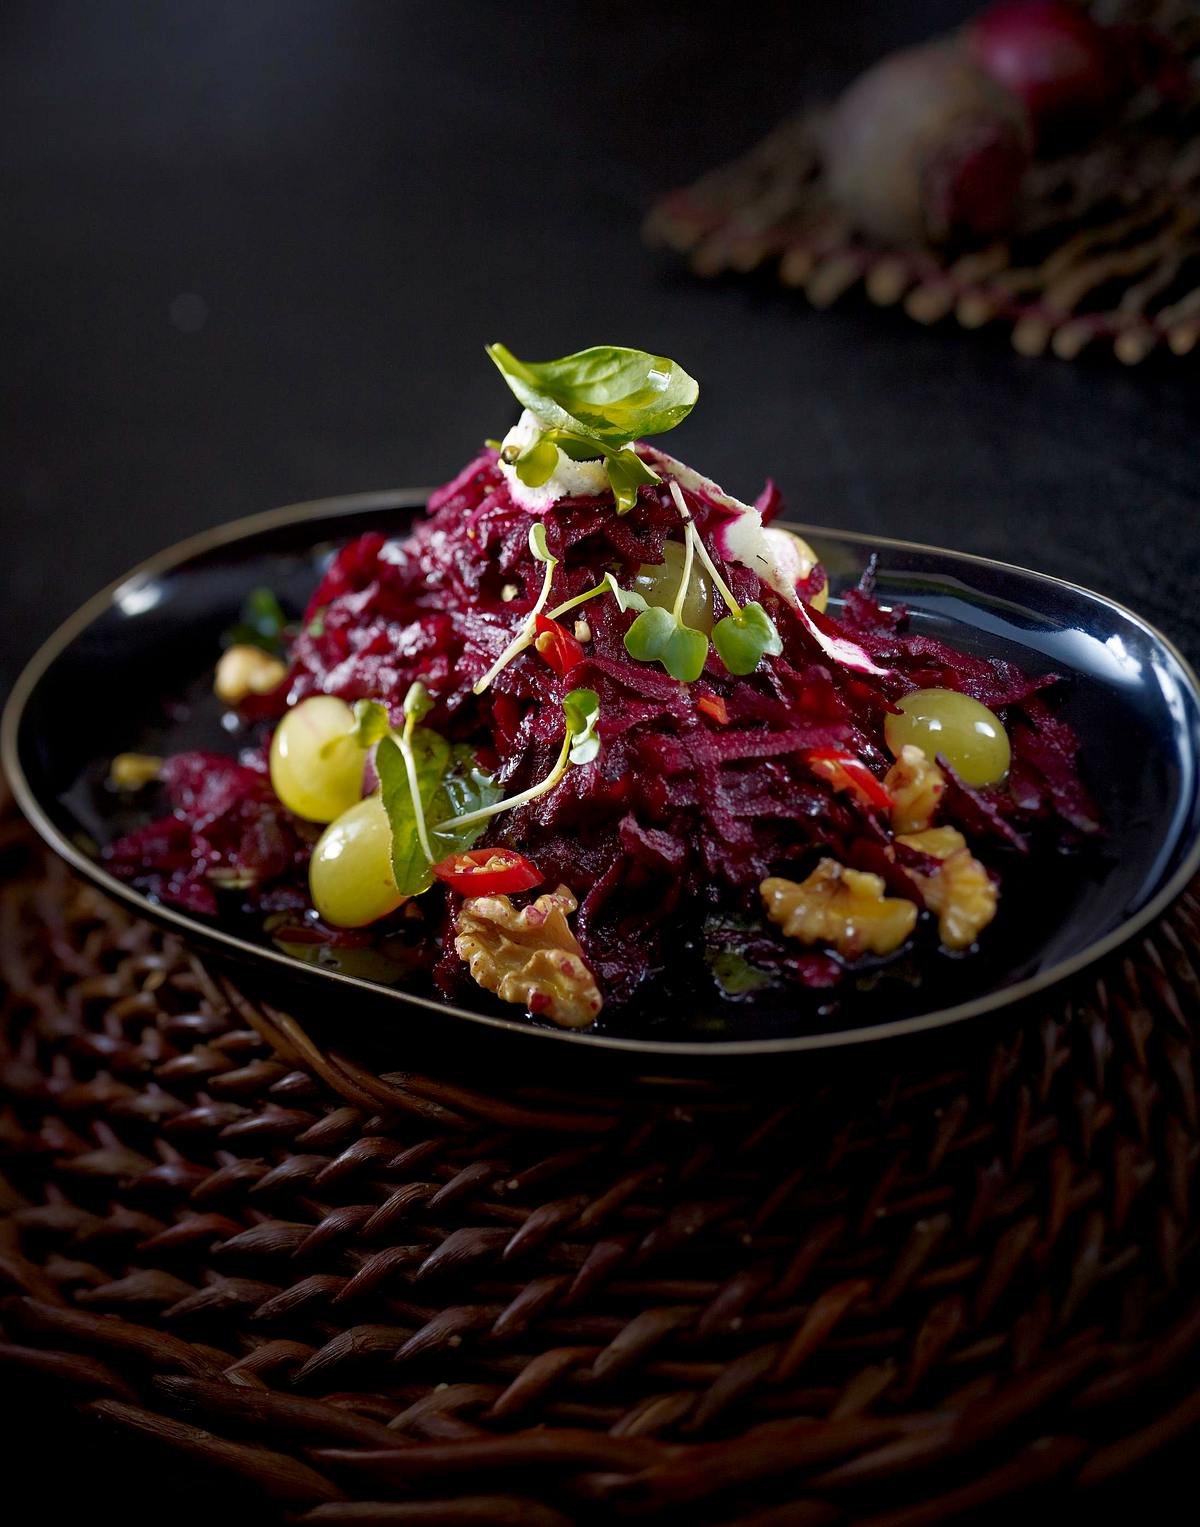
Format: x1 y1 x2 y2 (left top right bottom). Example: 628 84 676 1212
3 798 1199 1525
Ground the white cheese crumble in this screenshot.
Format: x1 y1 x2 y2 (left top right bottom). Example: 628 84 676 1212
644 447 808 609
498 410 610 512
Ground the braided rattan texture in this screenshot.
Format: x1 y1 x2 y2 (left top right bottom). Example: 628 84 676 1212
3 805 1200 1525
645 4 1200 366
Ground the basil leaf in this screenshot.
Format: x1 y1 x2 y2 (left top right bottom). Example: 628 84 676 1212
351 699 391 749
486 343 698 448
377 729 450 896
713 602 783 676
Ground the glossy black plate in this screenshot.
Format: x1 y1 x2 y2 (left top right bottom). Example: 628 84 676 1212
5 489 1200 1074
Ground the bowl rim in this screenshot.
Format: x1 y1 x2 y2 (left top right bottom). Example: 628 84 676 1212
5 486 1200 1059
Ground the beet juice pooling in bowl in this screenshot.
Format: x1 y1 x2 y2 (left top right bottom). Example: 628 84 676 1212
104 344 1100 1033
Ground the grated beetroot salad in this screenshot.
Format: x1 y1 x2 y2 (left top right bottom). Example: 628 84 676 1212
106 441 1100 1020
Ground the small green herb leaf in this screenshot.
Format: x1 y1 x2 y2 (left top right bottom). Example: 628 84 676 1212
403 682 433 724
564 687 601 765
223 587 289 655
604 573 649 614
623 606 708 682
712 602 783 676
624 605 675 662
486 343 698 448
376 730 450 897
663 623 709 683
514 435 560 488
527 522 556 565
605 448 660 514
351 699 391 749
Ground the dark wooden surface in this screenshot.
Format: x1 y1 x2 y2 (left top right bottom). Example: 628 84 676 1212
2 0 1198 705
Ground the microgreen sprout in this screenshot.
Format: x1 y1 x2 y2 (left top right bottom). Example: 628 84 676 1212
397 682 437 864
667 480 783 677
473 523 560 695
433 688 600 833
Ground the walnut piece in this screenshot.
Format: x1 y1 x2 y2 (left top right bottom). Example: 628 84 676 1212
884 744 946 833
761 859 918 959
898 827 998 950
214 644 288 705
455 884 603 1029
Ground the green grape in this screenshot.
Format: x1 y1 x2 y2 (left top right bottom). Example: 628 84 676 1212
885 688 1011 787
309 794 407 927
633 540 714 634
270 695 366 823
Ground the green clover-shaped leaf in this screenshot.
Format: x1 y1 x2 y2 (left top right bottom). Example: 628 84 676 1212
623 606 708 683
712 602 782 676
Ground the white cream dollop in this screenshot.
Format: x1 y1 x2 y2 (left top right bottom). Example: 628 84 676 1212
644 448 803 609
498 410 610 513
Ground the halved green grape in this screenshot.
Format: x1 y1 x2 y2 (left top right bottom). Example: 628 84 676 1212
884 688 1011 788
309 793 408 927
632 540 714 634
270 695 366 823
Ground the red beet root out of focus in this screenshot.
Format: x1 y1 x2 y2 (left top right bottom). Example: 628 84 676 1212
823 39 1032 245
823 2 1175 246
968 1 1128 144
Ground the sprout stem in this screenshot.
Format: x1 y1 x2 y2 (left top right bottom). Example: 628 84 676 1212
671 516 696 623
473 559 558 695
398 710 436 864
667 479 741 617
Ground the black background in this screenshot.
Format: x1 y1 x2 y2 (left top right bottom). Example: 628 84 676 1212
1 3 1197 1520
2 0 1198 706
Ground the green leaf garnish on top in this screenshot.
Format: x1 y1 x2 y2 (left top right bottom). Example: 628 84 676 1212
487 343 698 515
487 344 698 445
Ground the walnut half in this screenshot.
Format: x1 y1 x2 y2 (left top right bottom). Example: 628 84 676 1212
455 884 603 1029
884 744 946 834
898 827 998 950
214 644 288 705
761 859 918 960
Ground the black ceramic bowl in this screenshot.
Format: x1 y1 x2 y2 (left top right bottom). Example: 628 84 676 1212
4 489 1200 1076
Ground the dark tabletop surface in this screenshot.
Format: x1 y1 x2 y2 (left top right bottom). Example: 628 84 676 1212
2 0 1199 706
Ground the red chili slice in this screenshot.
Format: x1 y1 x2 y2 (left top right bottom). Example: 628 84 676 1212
697 694 730 725
807 748 894 812
432 847 544 896
533 613 585 677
